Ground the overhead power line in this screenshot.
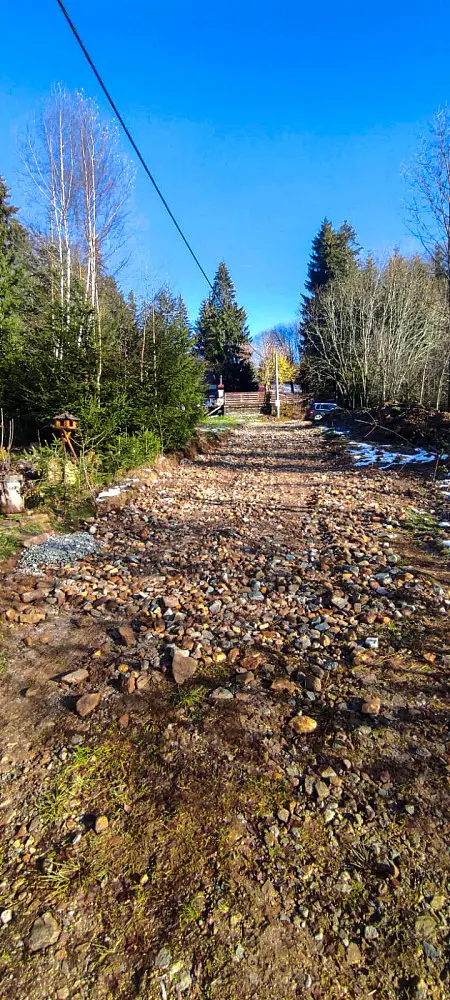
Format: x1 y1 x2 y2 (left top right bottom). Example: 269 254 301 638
55 0 213 288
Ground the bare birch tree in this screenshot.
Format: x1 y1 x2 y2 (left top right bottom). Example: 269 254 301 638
23 88 133 387
23 85 77 344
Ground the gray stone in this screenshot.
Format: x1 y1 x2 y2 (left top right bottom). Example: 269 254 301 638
331 596 348 610
154 947 172 970
211 687 233 700
28 912 61 952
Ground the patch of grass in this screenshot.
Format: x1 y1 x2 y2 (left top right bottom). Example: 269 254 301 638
404 508 440 537
171 683 207 713
0 510 55 563
200 414 265 432
39 742 116 827
0 652 8 675
179 892 205 924
37 857 84 899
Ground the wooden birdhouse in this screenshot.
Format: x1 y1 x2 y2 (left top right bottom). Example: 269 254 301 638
53 412 78 432
53 412 79 461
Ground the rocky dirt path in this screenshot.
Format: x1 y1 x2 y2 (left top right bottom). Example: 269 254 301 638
0 422 449 1000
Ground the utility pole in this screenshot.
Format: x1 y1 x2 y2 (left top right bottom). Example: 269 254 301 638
275 351 281 418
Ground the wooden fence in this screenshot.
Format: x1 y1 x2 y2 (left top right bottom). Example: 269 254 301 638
223 391 267 414
223 391 305 414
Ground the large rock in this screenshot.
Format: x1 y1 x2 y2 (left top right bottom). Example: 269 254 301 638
116 625 136 647
61 668 89 685
172 648 198 685
76 692 101 717
271 677 298 695
361 694 381 716
289 715 317 734
28 912 61 952
94 815 109 834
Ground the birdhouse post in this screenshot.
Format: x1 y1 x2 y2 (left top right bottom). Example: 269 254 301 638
53 412 79 461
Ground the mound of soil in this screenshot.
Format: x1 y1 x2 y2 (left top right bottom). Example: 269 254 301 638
325 403 450 449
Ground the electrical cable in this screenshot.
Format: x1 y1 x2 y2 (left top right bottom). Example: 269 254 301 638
55 0 213 288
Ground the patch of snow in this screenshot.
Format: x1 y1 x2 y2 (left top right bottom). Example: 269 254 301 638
97 486 121 500
349 441 438 468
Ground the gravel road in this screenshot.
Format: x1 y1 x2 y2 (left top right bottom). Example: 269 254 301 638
0 421 449 1000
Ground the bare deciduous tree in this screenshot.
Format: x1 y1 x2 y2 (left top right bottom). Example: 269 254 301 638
23 85 77 341
406 107 450 405
304 256 447 408
22 87 133 387
407 108 450 286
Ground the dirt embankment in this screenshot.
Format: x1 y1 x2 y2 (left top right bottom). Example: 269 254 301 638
325 404 450 451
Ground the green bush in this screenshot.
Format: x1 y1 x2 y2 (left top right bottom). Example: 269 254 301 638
99 429 160 477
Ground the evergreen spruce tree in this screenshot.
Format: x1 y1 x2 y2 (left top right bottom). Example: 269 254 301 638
305 218 360 293
196 262 255 390
134 288 204 451
301 219 361 398
0 177 33 413
0 177 28 342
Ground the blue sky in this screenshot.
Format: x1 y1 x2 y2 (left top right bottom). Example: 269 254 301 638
1 1 450 334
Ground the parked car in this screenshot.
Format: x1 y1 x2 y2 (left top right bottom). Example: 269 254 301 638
305 401 338 423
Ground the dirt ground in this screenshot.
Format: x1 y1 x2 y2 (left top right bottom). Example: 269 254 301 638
0 421 449 1000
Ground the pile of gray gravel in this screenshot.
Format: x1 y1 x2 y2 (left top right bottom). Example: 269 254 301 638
20 532 99 573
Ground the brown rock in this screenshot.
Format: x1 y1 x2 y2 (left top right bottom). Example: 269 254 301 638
289 715 317 734
116 625 136 647
346 942 361 965
271 677 298 695
22 532 53 549
361 694 381 716
305 674 322 693
240 654 261 670
161 595 180 610
172 648 198 684
21 589 48 604
120 673 136 694
94 815 109 834
118 712 129 728
76 692 101 717
136 674 150 691
61 668 89 685
19 610 45 625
